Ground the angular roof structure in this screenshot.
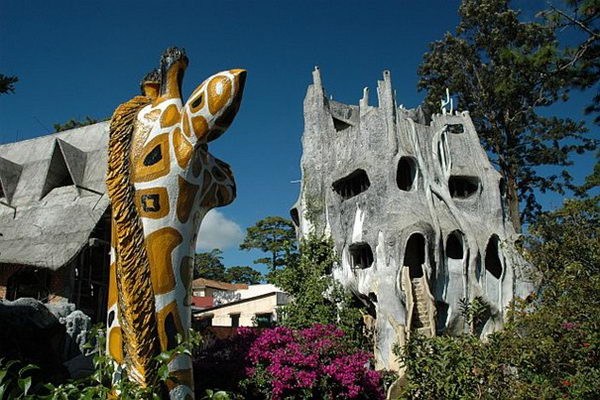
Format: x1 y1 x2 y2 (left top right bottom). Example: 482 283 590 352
0 122 110 270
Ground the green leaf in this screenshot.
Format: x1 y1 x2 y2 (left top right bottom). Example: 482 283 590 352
18 376 32 396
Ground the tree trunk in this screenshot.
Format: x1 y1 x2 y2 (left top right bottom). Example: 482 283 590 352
506 174 522 233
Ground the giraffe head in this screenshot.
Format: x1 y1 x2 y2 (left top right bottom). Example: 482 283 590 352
181 69 246 143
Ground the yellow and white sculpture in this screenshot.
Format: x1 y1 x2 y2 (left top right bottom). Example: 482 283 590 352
105 47 246 399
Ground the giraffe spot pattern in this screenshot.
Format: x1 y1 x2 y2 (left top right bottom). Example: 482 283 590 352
160 104 181 128
182 112 192 137
173 127 193 169
207 76 232 115
133 134 171 182
108 327 124 363
107 262 118 308
134 187 170 219
145 227 182 295
177 176 200 223
191 115 209 141
179 256 194 306
144 109 161 121
156 301 184 352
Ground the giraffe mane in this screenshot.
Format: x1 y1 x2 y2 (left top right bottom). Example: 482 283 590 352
106 95 161 387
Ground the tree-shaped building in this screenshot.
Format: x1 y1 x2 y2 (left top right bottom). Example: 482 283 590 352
291 68 533 370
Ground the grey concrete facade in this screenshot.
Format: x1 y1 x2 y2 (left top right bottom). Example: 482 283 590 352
291 68 533 370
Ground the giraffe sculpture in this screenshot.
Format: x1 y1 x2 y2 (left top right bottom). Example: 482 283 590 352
105 47 246 399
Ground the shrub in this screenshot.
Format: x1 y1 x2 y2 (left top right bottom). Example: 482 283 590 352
241 324 384 400
395 198 600 399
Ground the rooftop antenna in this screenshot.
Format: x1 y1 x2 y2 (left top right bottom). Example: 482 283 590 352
440 88 453 115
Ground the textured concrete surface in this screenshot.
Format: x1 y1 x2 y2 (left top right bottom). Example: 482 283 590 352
292 68 533 370
0 123 110 269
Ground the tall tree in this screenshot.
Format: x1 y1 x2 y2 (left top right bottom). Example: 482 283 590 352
224 266 263 284
239 216 298 275
193 249 226 281
542 0 599 125
0 74 18 94
418 0 597 230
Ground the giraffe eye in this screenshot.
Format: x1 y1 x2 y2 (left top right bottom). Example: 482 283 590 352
191 95 203 109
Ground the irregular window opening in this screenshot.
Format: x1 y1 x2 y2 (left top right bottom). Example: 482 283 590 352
499 178 506 197
396 157 417 191
366 292 378 319
230 313 240 328
290 208 300 227
332 169 370 200
447 123 464 134
0 185 4 200
404 233 426 279
446 231 464 260
40 143 75 199
485 236 502 279
349 242 374 269
449 176 479 199
332 117 351 132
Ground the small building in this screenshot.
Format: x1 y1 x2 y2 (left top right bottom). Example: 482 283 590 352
193 282 289 328
0 123 111 322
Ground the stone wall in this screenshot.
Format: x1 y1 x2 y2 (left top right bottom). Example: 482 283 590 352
291 68 533 370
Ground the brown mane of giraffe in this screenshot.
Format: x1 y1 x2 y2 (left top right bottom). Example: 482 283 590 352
106 95 160 386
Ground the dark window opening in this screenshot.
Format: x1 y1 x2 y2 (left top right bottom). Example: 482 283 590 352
485 236 502 279
396 157 417 191
0 185 4 200
449 176 479 199
290 208 300 227
435 301 449 334
332 169 370 200
447 124 464 134
230 313 240 328
446 231 464 260
404 233 426 279
366 292 378 319
499 178 506 197
349 242 374 269
6 268 49 301
332 117 351 131
255 313 274 328
41 144 75 199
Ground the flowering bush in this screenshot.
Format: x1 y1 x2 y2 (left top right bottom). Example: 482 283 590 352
241 324 384 400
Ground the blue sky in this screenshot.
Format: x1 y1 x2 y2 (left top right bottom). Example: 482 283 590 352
0 0 596 275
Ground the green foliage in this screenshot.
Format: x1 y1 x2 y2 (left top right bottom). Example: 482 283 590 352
0 325 206 399
239 216 298 277
224 266 262 284
271 234 367 348
194 249 262 284
53 116 100 132
0 359 40 399
541 0 600 125
418 0 597 229
201 389 235 400
0 74 18 95
195 249 227 281
395 196 600 399
459 296 492 335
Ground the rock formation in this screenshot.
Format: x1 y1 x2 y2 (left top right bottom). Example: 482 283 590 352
291 68 533 370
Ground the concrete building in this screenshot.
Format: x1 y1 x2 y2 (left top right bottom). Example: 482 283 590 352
193 283 289 328
291 68 533 370
0 122 111 321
